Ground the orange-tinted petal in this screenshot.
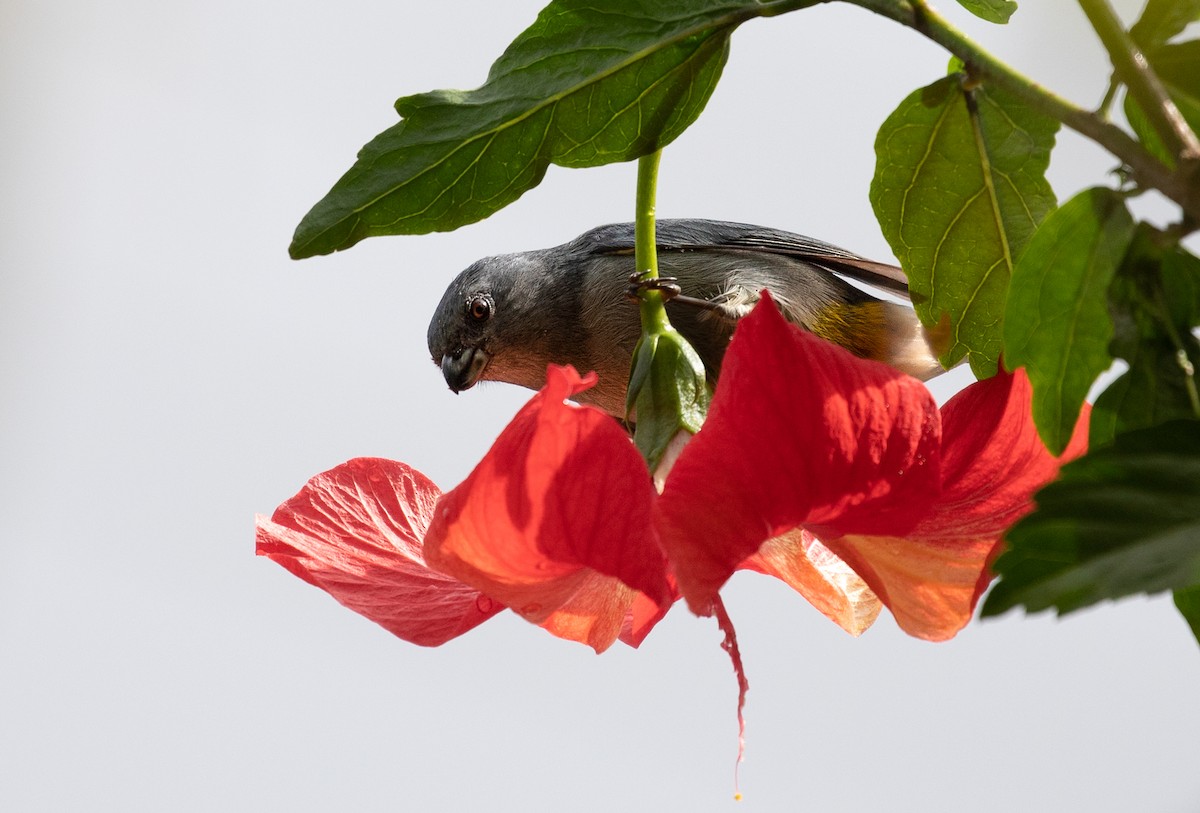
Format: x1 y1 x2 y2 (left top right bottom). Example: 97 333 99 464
255 458 502 646
817 370 1091 641
658 295 942 613
424 365 671 648
538 571 637 654
742 530 882 636
818 532 997 641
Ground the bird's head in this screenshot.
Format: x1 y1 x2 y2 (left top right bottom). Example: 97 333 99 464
427 250 573 395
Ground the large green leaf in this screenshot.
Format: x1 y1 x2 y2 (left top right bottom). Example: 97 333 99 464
982 420 1200 618
1003 188 1134 454
871 73 1058 376
955 0 1017 24
1130 0 1200 49
290 0 763 258
1091 236 1200 446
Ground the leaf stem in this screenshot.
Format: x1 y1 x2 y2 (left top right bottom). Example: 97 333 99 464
842 0 1200 223
635 150 672 336
1076 0 1200 164
1097 75 1120 119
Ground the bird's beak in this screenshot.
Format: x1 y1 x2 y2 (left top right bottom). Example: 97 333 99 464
441 346 490 393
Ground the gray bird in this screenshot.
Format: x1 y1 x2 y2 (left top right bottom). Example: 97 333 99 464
427 219 948 417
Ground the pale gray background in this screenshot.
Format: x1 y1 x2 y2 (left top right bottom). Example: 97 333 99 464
3 1 1197 811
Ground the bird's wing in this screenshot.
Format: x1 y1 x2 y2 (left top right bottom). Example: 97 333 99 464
580 219 913 300
709 226 912 299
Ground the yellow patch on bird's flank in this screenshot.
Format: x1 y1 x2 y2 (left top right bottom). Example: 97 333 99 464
811 302 889 362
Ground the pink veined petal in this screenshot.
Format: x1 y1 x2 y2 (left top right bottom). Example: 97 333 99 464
424 365 671 647
658 294 942 614
817 369 1091 641
741 529 882 636
255 457 503 646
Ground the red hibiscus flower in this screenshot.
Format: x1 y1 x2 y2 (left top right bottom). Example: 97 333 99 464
257 365 669 654
655 295 1089 641
257 295 1087 651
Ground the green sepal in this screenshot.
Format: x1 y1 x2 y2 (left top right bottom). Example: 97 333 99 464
627 328 710 470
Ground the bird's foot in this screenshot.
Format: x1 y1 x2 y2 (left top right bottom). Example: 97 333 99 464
625 271 682 302
625 271 727 315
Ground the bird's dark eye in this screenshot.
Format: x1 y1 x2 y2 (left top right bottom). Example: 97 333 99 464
468 295 492 322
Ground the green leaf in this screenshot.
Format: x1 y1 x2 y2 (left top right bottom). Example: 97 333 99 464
1124 40 1200 168
871 73 1058 376
1003 188 1135 454
1174 584 1200 646
982 420 1200 618
1162 244 1200 325
289 0 767 258
955 0 1017 24
1091 342 1200 446
1091 235 1200 446
1130 0 1200 49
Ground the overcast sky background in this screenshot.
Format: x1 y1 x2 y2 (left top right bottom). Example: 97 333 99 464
3 1 1198 810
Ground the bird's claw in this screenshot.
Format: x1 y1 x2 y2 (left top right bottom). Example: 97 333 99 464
625 271 682 302
626 271 731 316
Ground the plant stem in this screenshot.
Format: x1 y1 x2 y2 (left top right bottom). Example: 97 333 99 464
1076 0 1200 163
1098 76 1120 119
1149 285 1200 418
635 150 672 336
841 0 1200 222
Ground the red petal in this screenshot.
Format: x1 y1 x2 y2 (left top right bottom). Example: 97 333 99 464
256 458 502 646
619 577 677 648
423 365 671 647
657 295 941 612
816 370 1090 641
741 530 881 636
926 368 1090 537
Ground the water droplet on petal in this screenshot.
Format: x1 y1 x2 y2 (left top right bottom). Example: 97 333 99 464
475 595 495 613
521 602 542 616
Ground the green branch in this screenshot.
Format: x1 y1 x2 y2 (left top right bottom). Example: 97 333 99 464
1077 0 1200 164
635 151 672 335
626 149 711 466
844 0 1200 223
